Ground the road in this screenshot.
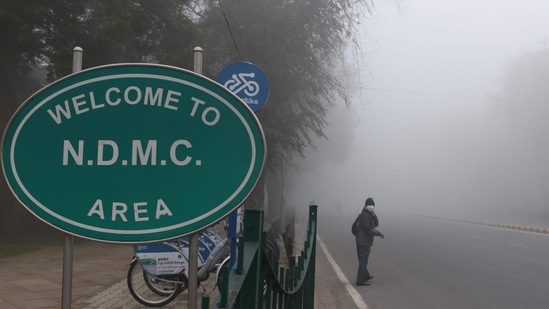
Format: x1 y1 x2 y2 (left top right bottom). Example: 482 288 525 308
315 211 549 309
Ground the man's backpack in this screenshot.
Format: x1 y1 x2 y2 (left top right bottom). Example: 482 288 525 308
351 216 360 236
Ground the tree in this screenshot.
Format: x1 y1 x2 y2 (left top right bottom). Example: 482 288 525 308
197 0 372 170
0 0 375 236
0 1 51 112
0 0 200 109
42 0 199 79
492 45 549 217
494 46 549 146
0 0 202 239
1 0 373 170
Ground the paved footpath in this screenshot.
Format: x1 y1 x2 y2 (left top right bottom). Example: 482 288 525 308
0 232 346 309
0 236 240 309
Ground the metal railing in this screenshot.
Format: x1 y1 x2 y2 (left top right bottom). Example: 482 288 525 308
203 205 317 309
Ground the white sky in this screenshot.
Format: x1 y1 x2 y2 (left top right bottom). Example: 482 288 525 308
362 0 549 96
287 1 549 222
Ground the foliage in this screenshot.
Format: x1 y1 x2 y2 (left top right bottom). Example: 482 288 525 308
0 0 377 235
0 1 51 106
0 0 200 104
42 0 199 80
494 46 549 146
0 0 373 171
198 0 372 169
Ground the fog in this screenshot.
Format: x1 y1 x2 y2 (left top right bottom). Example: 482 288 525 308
286 1 549 226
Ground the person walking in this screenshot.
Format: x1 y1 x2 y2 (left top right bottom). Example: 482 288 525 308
355 197 384 286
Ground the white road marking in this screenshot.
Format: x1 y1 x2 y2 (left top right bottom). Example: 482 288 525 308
510 243 529 249
317 236 369 309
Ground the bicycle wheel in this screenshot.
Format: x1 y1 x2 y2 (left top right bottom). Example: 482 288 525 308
216 256 230 291
127 260 184 307
216 257 267 296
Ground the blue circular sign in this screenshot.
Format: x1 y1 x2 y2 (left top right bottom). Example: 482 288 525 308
216 62 269 112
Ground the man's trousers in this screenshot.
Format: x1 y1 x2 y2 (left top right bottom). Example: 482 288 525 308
356 245 371 284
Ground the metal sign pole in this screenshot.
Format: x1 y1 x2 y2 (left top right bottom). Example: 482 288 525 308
188 234 198 309
187 46 204 309
61 46 83 309
61 235 73 309
228 210 238 269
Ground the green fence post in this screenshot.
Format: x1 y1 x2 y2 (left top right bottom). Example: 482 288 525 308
305 204 318 309
265 278 272 309
236 209 264 308
202 297 210 309
218 264 229 308
279 268 286 309
211 203 318 309
236 235 245 274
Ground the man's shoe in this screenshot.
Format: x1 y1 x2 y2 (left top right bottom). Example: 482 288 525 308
365 276 374 281
356 282 370 286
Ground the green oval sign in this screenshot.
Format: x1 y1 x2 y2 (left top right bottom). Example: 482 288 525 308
1 64 266 243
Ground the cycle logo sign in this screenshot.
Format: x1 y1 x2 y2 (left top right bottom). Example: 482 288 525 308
216 61 269 112
1 64 265 244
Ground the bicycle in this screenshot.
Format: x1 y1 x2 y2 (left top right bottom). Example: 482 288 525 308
223 72 260 97
127 211 277 307
127 226 231 307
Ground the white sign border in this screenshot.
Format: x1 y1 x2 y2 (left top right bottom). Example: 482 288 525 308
2 65 265 242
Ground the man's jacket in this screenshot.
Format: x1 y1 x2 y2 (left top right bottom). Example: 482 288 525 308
355 209 381 247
